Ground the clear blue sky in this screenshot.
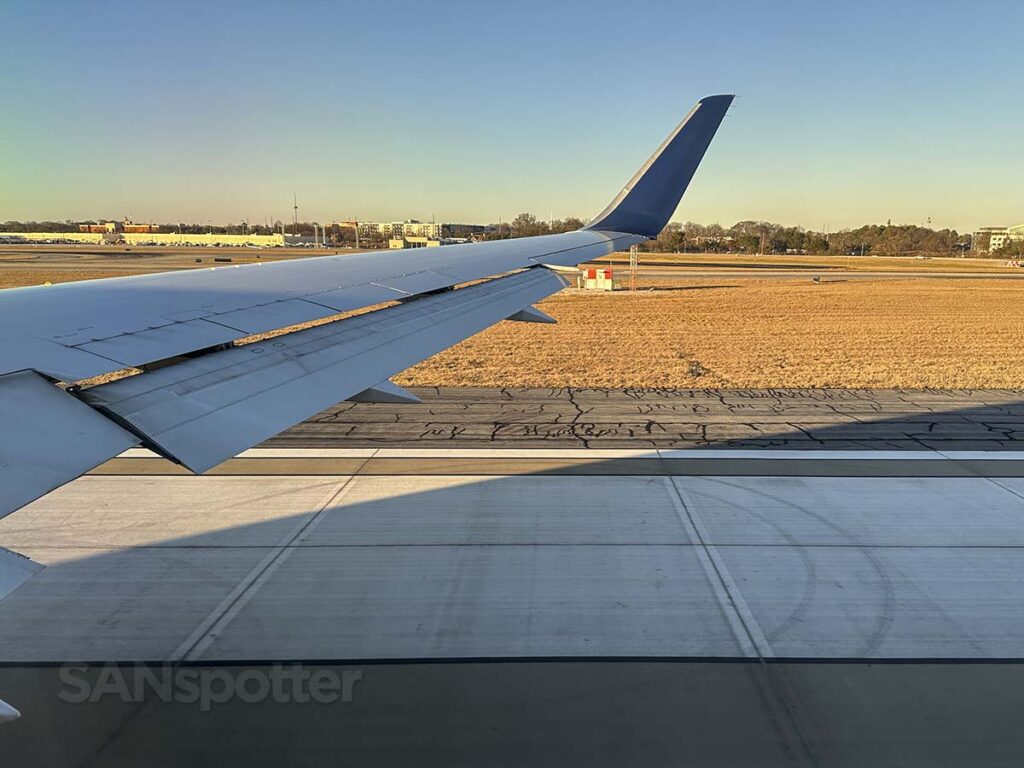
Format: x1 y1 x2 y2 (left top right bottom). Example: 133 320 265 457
1 0 1021 232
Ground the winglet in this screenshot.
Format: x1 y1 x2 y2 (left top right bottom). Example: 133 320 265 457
584 94 734 238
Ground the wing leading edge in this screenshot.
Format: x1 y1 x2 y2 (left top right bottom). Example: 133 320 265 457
0 94 732 518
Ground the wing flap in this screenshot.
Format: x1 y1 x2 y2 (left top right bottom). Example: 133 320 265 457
0 337 127 382
0 371 139 521
348 380 422 404
73 319 242 367
372 271 457 296
82 268 567 473
0 546 42 601
310 283 408 312
207 298 339 335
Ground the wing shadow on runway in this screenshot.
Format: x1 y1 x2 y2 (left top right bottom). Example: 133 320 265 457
272 387 1024 452
5 436 1024 764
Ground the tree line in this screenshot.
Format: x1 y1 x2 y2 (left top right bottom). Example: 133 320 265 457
650 221 971 257
478 213 586 240
477 216 976 256
3 216 1009 257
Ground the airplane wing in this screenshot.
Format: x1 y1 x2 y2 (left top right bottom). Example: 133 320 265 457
0 94 733 518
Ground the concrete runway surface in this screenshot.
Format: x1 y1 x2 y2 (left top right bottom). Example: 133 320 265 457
5 388 1024 765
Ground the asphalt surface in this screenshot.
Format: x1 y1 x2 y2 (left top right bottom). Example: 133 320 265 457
6 661 1024 766
268 387 1024 451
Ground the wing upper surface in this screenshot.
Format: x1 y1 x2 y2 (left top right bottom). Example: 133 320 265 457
82 268 568 473
0 230 636 380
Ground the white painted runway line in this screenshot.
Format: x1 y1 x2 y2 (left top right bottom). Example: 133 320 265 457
115 447 963 460
663 476 773 659
168 477 360 662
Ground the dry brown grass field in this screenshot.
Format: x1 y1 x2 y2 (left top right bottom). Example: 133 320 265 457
3 252 1023 388
600 252 1018 272
396 278 1024 389
0 270 134 289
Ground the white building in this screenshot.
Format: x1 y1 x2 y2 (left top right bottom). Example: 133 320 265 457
973 224 1024 253
342 220 481 242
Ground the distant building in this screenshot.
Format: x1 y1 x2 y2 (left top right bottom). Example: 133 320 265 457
973 225 1024 253
122 222 159 234
973 226 1006 252
78 221 120 234
399 220 443 239
388 236 442 249
1004 224 1024 251
122 232 294 247
77 220 160 235
2 232 107 244
339 220 484 242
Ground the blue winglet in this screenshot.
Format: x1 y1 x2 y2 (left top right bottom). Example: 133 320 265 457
584 94 734 238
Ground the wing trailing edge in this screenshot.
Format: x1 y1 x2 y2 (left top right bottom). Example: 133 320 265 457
0 371 139 521
82 268 568 473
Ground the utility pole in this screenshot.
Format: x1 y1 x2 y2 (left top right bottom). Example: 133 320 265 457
292 193 299 234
